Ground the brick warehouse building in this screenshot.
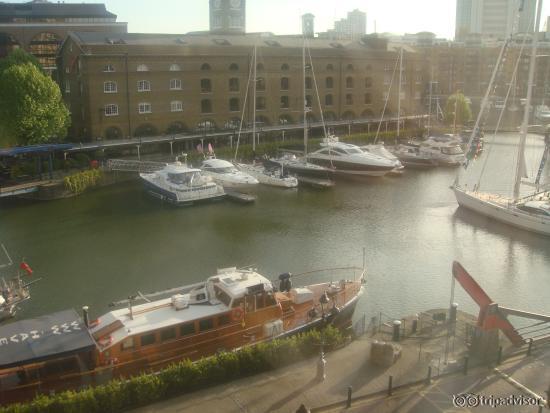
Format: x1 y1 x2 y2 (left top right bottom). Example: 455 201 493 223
0 0 126 73
58 32 427 141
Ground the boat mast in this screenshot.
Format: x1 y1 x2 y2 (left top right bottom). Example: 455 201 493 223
397 47 403 140
514 0 543 200
303 38 308 158
252 45 257 154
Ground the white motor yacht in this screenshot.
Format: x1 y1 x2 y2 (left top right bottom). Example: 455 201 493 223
140 161 225 205
417 137 465 166
360 143 404 174
201 158 259 188
390 143 438 168
306 136 395 177
236 162 298 188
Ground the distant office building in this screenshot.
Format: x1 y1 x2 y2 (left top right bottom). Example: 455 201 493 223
0 0 126 72
302 13 314 38
455 0 536 41
209 0 246 35
318 9 366 40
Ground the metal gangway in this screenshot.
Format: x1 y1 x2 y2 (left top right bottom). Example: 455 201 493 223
106 159 166 173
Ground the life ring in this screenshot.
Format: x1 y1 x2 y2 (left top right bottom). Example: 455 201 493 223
232 307 244 322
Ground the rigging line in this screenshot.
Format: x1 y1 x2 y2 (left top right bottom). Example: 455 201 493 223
374 49 400 145
233 48 255 162
476 29 530 191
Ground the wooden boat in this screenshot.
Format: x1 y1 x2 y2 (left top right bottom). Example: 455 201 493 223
0 265 364 404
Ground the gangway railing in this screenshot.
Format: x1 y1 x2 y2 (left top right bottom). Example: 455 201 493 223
106 159 166 173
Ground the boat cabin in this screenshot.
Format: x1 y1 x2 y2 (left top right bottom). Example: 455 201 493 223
201 159 238 174
517 201 550 217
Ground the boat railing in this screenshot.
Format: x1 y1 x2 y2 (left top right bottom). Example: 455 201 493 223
281 266 365 285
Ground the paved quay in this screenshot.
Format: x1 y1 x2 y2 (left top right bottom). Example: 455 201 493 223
133 309 542 413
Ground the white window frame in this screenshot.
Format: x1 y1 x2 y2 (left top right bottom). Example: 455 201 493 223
65 80 70 94
170 79 182 90
104 81 118 93
104 104 119 116
137 80 151 92
170 101 183 112
138 102 152 114
137 64 149 72
169 64 181 71
103 64 115 73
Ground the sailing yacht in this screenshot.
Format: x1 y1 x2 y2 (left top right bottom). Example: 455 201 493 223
452 0 550 236
268 39 334 183
233 46 298 188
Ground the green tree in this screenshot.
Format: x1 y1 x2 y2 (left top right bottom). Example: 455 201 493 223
0 63 70 146
444 92 472 126
0 48 42 75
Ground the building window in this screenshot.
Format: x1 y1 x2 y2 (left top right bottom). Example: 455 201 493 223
280 77 289 90
325 94 333 106
103 64 115 72
229 63 239 71
280 95 289 109
120 337 134 351
326 64 334 71
305 77 312 90
180 322 195 336
65 67 70 74
104 104 119 116
346 94 353 105
201 79 212 93
364 93 371 104
137 64 149 72
199 318 214 332
170 79 182 90
201 63 211 71
201 99 212 113
229 78 239 92
305 95 312 108
326 77 333 89
65 80 70 94
256 97 266 110
257 78 266 91
229 98 239 112
138 102 152 114
160 328 176 342
169 63 181 71
346 77 354 89
171 100 183 112
365 77 372 88
140 333 156 347
104 81 117 93
281 63 289 71
138 80 151 92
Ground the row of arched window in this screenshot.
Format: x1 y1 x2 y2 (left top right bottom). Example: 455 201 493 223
102 76 374 94
104 101 185 116
102 62 375 73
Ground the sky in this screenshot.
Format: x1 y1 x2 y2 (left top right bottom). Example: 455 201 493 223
10 0 550 39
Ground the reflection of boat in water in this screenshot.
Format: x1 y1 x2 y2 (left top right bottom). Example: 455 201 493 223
0 245 40 323
140 160 225 205
0 263 364 404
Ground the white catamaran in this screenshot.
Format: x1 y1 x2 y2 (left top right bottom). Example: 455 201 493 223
452 0 550 236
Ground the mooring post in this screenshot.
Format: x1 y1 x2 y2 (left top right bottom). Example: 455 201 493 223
463 356 469 375
347 386 352 408
388 375 393 396
426 366 432 384
527 338 533 356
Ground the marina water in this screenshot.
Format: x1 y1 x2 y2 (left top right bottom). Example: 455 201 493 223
1 133 549 324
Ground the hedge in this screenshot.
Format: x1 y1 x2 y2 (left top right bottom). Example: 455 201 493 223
1 326 345 413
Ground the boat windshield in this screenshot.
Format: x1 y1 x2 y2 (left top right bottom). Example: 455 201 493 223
168 173 193 185
207 167 236 174
442 146 464 155
344 147 363 154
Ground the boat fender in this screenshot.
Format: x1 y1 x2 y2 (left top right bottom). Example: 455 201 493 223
232 307 244 322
